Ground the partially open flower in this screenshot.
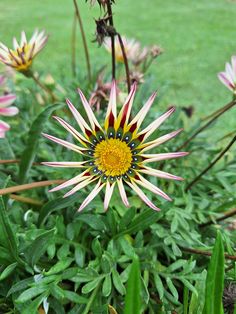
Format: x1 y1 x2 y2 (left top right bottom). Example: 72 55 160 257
218 56 236 94
43 82 187 212
129 70 145 85
104 36 147 64
0 76 18 138
0 30 48 73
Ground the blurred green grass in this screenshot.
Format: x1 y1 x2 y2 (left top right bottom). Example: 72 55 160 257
0 0 236 130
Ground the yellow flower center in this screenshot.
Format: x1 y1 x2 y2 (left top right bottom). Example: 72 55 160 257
94 138 132 176
10 44 33 71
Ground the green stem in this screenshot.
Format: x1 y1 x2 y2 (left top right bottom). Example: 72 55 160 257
71 12 77 77
106 0 116 79
185 135 236 191
73 0 92 82
31 72 57 102
117 33 131 93
82 281 101 314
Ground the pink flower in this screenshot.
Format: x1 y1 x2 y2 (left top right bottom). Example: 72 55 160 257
0 76 18 138
218 56 236 93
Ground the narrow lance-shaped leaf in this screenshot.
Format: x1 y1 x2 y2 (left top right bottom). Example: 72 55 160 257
203 231 225 314
124 257 142 314
19 102 63 183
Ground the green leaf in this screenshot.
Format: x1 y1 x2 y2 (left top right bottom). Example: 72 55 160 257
115 209 162 237
45 258 73 275
38 193 80 227
124 257 141 314
153 274 164 300
203 231 225 314
7 278 34 296
21 292 48 314
16 286 48 303
64 290 87 304
18 102 63 183
112 268 126 295
102 275 112 297
0 197 19 262
82 277 102 294
76 214 106 231
0 262 17 281
24 229 55 267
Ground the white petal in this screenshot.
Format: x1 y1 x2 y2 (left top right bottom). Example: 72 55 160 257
78 180 105 212
41 161 87 168
63 176 98 198
126 180 160 211
104 182 116 211
117 179 130 207
139 166 183 181
140 129 183 152
142 152 188 163
138 107 175 141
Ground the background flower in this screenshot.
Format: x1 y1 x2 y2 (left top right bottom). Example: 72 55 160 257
0 75 18 138
218 56 236 94
0 30 48 73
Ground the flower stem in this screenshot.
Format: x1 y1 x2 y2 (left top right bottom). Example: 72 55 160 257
200 207 236 228
0 180 65 196
71 12 77 77
0 159 41 165
177 99 236 150
117 33 131 93
106 0 116 79
82 281 101 314
202 98 236 121
185 135 236 191
73 0 92 83
31 72 57 102
181 246 236 261
10 194 43 206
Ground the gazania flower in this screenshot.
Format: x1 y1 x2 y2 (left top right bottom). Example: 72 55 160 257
104 36 147 64
43 82 187 212
0 76 18 138
218 56 236 93
0 30 48 73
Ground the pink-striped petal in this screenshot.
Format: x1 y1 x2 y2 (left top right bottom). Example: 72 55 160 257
53 116 88 146
78 180 105 212
0 94 16 108
138 106 175 141
66 98 92 134
142 152 188 163
105 80 117 130
218 72 235 91
135 175 172 201
20 31 27 46
140 129 183 152
104 182 116 211
126 180 160 211
0 106 19 116
42 133 86 154
49 170 91 192
232 56 236 74
63 176 98 198
129 91 157 130
0 76 5 85
139 166 183 181
117 179 130 207
116 83 137 128
41 161 87 168
0 120 10 138
77 88 102 130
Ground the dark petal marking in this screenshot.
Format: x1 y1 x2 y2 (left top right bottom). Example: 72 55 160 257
129 122 137 133
108 112 115 127
107 127 115 139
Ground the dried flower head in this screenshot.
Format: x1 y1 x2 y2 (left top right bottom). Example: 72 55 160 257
0 76 18 138
223 282 236 314
43 82 187 212
150 45 163 58
89 70 118 112
0 30 48 73
218 56 236 94
94 17 116 46
129 70 145 85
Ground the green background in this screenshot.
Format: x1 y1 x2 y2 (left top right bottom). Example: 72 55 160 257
0 0 236 127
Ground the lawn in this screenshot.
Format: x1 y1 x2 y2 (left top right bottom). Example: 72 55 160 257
0 0 236 126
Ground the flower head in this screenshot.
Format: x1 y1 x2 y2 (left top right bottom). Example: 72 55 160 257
218 56 236 93
0 76 18 138
0 30 48 73
104 36 147 64
43 82 187 212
